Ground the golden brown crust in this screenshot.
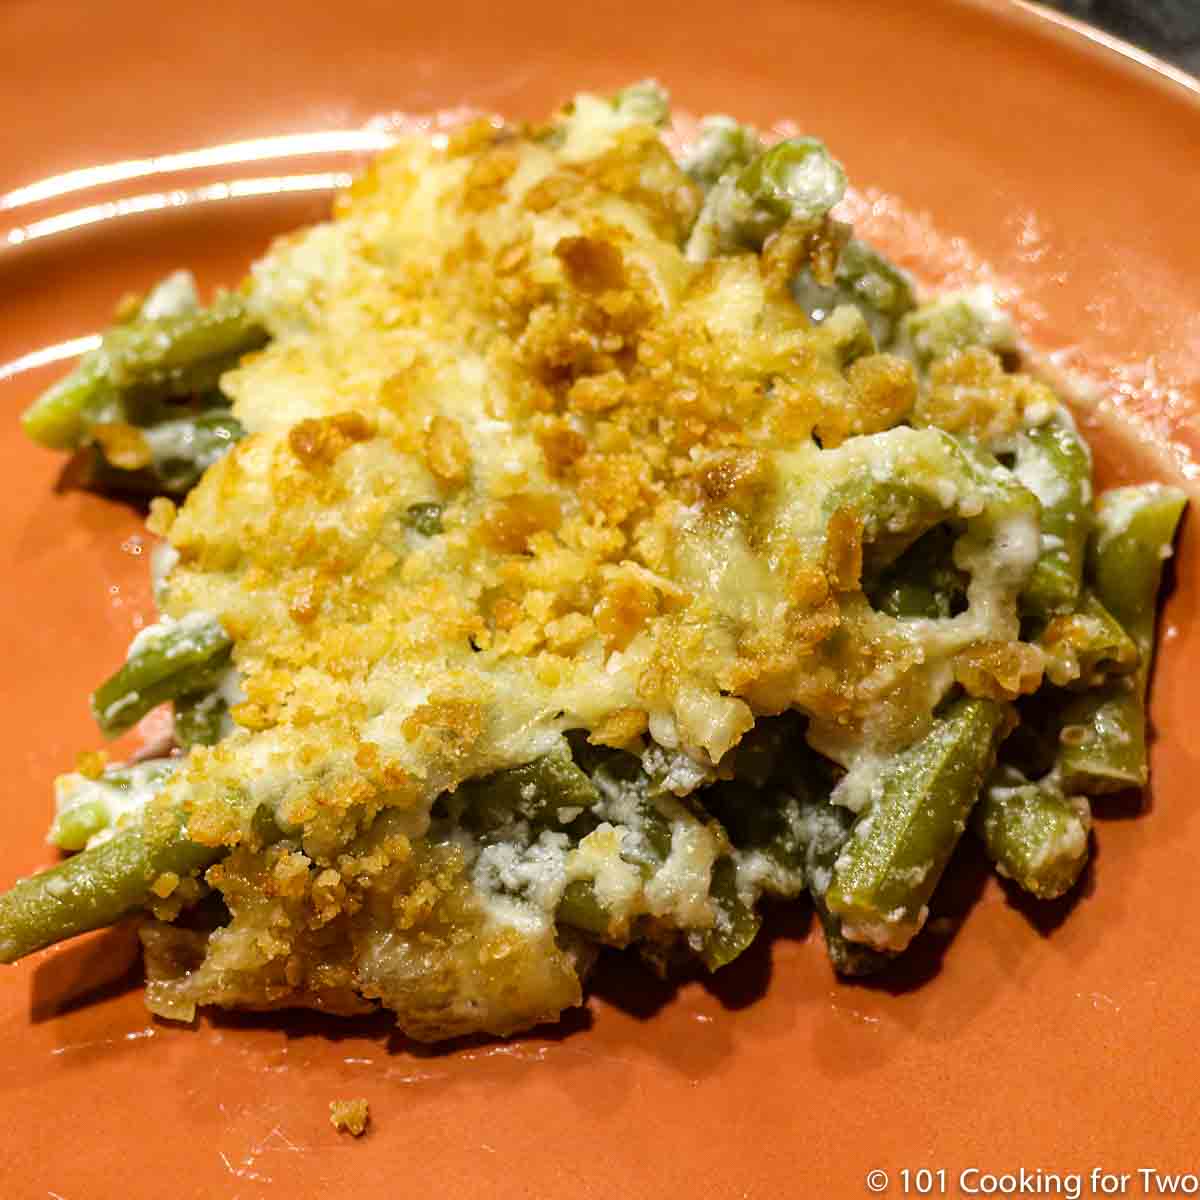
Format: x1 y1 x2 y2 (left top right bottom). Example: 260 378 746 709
329 1099 370 1137
140 106 1052 1039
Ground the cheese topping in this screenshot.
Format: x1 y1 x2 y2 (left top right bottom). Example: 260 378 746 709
133 99 1047 1038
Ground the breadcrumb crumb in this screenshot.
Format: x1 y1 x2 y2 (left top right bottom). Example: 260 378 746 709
330 1098 370 1137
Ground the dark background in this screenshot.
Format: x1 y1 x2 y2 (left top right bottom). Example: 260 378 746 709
1044 0 1200 72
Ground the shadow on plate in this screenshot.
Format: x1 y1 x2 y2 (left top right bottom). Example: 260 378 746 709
29 921 143 1023
24 826 1102 1065
199 898 819 1066
54 450 154 515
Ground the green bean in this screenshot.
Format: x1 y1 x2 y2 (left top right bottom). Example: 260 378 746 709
682 116 763 188
699 857 761 969
83 410 244 498
50 801 109 854
1015 413 1093 619
824 428 1039 582
998 694 1064 781
98 292 263 397
797 796 893 976
815 304 877 368
826 476 947 576
975 774 1090 899
21 291 266 451
701 782 805 878
456 749 600 834
714 724 890 974
793 238 916 348
1038 590 1138 690
686 137 846 260
143 410 244 491
1058 485 1186 794
49 759 180 851
559 843 759 966
898 289 1016 369
21 357 120 453
1056 680 1144 794
91 614 233 739
1091 485 1187 642
815 896 892 976
0 809 219 964
949 437 1045 602
825 697 1007 952
737 138 846 225
552 741 676 881
612 80 670 127
537 741 689 942
174 689 231 749
556 878 614 937
404 501 444 537
700 715 820 880
867 525 966 619
722 714 796 789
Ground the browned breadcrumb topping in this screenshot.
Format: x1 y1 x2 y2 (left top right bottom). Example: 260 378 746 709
953 641 1045 701
91 422 153 470
330 1098 369 1137
135 102 1050 1041
288 412 374 467
75 750 108 780
915 346 1055 442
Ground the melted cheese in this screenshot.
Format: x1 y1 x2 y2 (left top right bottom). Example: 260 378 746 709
136 101 1049 1039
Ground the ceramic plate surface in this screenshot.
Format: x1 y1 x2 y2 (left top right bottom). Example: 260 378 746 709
2 2 1199 1196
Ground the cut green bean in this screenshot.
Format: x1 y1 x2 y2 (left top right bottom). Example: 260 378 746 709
137 269 200 321
1091 485 1187 642
91 614 233 739
701 717 824 883
1058 485 1186 793
792 238 916 348
556 879 614 937
21 292 266 452
141 410 244 493
826 698 1007 952
824 429 1040 582
826 475 947 575
0 811 219 964
1057 679 1144 793
21 356 120 453
404 501 445 537
456 749 600 834
50 801 109 854
682 116 763 188
1038 590 1138 690
796 795 893 976
83 410 245 498
699 857 761 969
715 726 890 974
976 774 1091 899
174 690 231 749
50 759 180 851
700 780 806 878
1015 412 1093 619
898 288 1017 369
612 80 670 127
686 137 846 260
737 138 846 225
867 525 967 619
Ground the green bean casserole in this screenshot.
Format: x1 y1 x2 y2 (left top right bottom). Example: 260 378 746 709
2 84 1186 1040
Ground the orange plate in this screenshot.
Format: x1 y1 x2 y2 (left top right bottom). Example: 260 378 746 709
2 2 1199 1196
